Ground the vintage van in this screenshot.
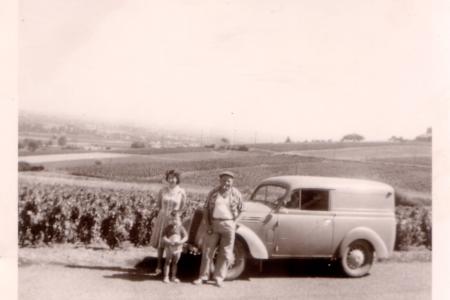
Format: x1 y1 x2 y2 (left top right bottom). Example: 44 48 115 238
186 176 396 279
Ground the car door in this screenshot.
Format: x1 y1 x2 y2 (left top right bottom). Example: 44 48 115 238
273 189 335 257
248 183 288 255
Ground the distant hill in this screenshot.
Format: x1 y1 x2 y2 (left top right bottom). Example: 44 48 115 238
18 110 204 151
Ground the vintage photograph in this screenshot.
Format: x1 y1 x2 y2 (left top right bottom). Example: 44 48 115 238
11 0 443 299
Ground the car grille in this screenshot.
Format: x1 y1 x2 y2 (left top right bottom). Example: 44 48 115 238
240 216 264 223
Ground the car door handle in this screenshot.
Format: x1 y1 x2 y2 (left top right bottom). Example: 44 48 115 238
323 219 332 225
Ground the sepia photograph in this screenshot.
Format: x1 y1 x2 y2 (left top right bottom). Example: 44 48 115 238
2 0 450 299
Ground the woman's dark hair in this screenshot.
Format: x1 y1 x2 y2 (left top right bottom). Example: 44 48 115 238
165 169 180 184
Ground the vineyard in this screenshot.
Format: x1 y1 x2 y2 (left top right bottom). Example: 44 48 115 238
61 154 321 183
18 142 432 252
18 181 206 249
18 180 431 251
57 153 431 202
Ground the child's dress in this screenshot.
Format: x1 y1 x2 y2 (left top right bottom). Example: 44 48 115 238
163 224 187 256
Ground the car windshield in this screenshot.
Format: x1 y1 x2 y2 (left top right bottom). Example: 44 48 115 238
250 184 287 208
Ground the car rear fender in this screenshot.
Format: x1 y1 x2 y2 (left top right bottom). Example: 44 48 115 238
236 225 269 259
338 227 389 259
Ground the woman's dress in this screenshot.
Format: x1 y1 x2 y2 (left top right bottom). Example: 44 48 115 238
150 185 186 248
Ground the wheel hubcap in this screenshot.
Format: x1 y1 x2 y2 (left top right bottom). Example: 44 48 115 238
347 248 365 269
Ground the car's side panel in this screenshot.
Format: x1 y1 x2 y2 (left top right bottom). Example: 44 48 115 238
273 209 335 257
332 190 395 211
236 225 269 259
334 221 394 259
238 202 278 256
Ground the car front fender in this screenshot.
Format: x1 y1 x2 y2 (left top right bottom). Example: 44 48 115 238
338 227 389 259
236 225 269 259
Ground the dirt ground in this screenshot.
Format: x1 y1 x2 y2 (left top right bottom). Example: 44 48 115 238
19 260 431 300
18 245 431 300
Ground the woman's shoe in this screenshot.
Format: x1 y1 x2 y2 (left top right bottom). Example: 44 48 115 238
171 277 180 283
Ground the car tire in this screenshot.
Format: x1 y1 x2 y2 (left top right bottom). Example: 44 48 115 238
227 239 247 280
210 238 247 280
340 239 374 277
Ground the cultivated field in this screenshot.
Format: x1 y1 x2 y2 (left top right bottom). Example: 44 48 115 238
19 152 133 163
283 144 430 163
26 142 430 201
250 141 426 152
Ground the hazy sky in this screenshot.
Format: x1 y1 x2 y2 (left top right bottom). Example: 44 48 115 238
19 0 442 142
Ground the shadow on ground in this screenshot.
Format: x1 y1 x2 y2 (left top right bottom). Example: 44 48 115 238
66 254 347 282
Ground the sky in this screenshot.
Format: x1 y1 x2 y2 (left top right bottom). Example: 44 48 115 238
18 0 445 142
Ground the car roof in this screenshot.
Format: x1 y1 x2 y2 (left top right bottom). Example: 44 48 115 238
258 176 393 193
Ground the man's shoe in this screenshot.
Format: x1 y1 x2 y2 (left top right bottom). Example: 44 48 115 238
214 279 224 288
192 278 206 285
163 277 170 284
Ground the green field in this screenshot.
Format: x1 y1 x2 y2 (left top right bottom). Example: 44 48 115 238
23 142 430 204
249 141 427 152
282 144 430 163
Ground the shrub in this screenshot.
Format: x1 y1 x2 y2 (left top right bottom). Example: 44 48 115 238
57 136 67 147
395 206 432 251
27 139 42 152
131 141 145 148
18 161 45 172
62 145 80 150
77 209 99 244
235 145 249 151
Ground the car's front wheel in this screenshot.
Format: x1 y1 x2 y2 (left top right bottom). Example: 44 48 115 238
226 239 247 280
211 238 247 280
340 239 374 277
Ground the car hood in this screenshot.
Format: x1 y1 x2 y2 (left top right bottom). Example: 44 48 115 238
242 201 272 214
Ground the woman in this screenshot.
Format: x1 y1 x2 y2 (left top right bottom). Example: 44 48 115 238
150 170 187 275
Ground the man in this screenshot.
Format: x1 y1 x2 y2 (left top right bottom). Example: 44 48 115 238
193 171 243 287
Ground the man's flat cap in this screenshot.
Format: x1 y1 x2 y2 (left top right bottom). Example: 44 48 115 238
219 171 235 178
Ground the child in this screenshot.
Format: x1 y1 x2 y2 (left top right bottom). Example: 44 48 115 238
161 211 188 283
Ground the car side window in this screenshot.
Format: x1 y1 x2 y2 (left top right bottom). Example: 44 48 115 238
300 189 329 211
285 190 300 209
251 184 287 208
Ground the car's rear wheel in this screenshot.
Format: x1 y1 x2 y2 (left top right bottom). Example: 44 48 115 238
210 238 247 280
340 240 374 277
